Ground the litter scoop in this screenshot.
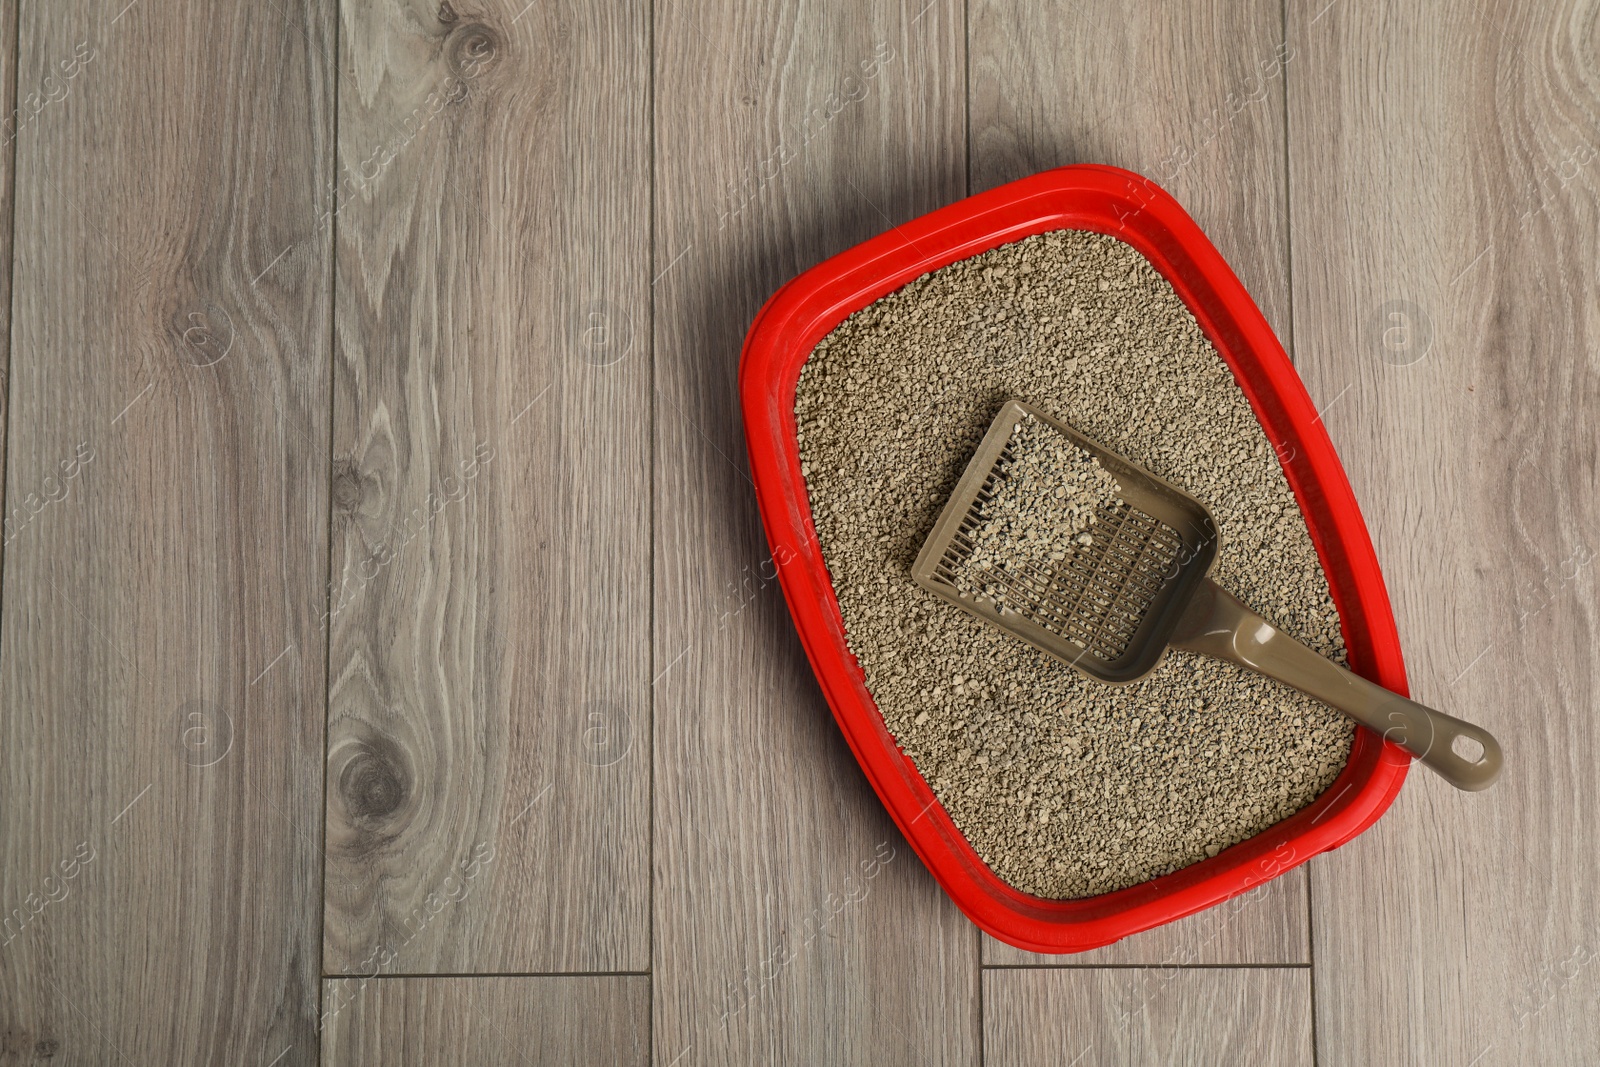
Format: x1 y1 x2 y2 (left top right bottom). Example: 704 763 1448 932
911 398 1502 791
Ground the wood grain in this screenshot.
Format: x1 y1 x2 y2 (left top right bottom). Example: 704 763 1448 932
968 0 1310 968
651 1 976 1063
323 0 651 973
0 0 332 1063
321 975 648 1065
1287 0 1600 1063
0 2 1585 1064
983 966 1313 1067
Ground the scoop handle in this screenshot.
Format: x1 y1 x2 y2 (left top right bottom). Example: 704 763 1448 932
1169 579 1502 791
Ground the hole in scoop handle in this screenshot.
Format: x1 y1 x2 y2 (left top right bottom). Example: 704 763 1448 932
1170 579 1503 791
1365 697 1503 791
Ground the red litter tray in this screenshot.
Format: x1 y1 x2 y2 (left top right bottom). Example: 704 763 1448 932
738 164 1412 953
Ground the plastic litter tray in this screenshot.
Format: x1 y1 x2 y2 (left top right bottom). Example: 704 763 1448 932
738 164 1411 953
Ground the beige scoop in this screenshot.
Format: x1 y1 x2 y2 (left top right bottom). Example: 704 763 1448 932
911 398 1501 791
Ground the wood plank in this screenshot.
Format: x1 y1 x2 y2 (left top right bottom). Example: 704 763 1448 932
969 0 1295 340
968 0 1308 967
322 0 650 973
0 0 332 1063
0 0 16 513
1287 0 1600 1063
983 869 1308 966
651 1 975 1063
321 975 648 1066
983 966 1313 1067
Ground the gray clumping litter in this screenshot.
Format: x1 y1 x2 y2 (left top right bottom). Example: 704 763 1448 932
793 228 1356 900
956 414 1121 610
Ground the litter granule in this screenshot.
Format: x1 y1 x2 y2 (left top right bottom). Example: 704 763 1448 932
794 228 1355 899
955 413 1122 609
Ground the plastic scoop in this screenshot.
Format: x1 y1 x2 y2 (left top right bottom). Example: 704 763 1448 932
911 398 1502 791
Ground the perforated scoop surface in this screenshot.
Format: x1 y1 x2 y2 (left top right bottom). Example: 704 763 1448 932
929 482 1184 662
912 399 1219 684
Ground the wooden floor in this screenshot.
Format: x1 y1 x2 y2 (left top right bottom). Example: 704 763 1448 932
0 0 1595 1063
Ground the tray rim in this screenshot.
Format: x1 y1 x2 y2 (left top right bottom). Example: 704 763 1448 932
737 163 1411 954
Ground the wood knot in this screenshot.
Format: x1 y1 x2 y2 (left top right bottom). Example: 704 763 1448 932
437 1 458 22
331 459 365 515
339 735 409 822
169 302 235 368
0 1030 57 1059
447 23 500 79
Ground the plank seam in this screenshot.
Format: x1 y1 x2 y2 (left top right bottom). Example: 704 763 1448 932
0 0 23 636
647 0 659 1062
980 963 1313 970
316 0 343 1053
1280 0 1320 1063
323 970 654 979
